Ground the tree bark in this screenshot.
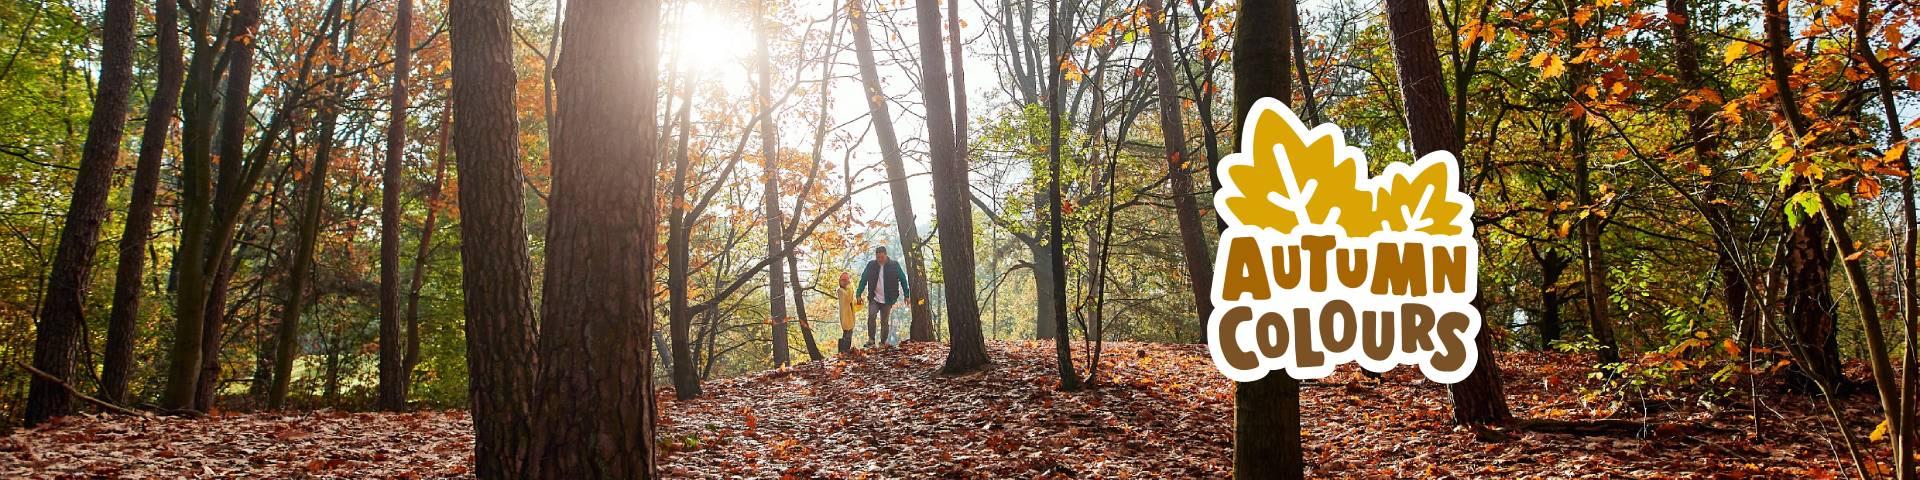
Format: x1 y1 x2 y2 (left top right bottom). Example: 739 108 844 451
403 111 450 395
1229 0 1303 476
1047 0 1081 391
758 0 791 368
1760 0 1845 391
24 0 136 427
915 0 988 374
1565 12 1619 364
101 0 182 405
377 0 415 412
449 0 542 473
934 0 968 343
1662 0 1746 343
529 0 661 474
1384 0 1511 424
847 0 935 340
668 69 701 399
270 80 341 409
1144 0 1214 332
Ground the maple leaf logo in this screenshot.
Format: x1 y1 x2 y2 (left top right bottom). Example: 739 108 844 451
1216 98 1472 237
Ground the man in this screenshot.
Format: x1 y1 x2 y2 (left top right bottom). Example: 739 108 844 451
855 246 910 347
837 271 857 353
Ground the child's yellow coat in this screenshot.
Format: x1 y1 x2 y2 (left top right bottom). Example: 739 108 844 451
838 281 858 332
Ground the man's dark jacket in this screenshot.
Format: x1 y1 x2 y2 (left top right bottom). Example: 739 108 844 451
857 259 910 305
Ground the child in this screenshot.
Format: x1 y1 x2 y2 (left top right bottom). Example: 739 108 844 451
837 271 857 353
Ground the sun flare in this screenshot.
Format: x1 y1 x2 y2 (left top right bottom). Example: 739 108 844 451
669 4 755 73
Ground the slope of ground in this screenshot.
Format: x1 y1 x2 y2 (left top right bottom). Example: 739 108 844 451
1 341 1885 478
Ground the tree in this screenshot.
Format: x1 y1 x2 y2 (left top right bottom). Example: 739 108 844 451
448 0 541 473
1229 0 1303 476
1143 0 1214 329
24 0 135 426
1562 4 1619 364
847 0 935 342
377 0 415 411
101 0 183 405
1046 0 1081 391
914 0 988 373
528 0 661 474
1384 0 1511 424
758 0 792 368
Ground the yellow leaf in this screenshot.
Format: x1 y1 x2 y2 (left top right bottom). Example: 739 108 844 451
1723 41 1747 64
1217 99 1469 237
1540 54 1567 79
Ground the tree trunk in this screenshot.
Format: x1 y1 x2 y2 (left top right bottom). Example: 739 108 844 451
1663 0 1746 342
847 0 934 340
1144 0 1214 333
270 81 340 409
916 0 988 374
377 0 415 412
668 69 701 399
787 256 825 362
1536 248 1569 350
1565 15 1619 365
1033 239 1058 339
24 0 136 427
1229 0 1303 476
758 0 791 369
1760 0 1845 391
1384 0 1511 424
403 111 450 396
449 0 542 473
195 249 236 411
1047 0 1081 391
101 0 183 406
529 0 661 474
933 0 968 343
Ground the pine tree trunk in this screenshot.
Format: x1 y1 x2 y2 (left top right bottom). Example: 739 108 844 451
529 0 661 475
1228 0 1303 476
24 0 136 427
101 0 181 405
377 0 414 412
1384 0 1511 424
915 0 988 374
847 0 934 339
448 0 542 473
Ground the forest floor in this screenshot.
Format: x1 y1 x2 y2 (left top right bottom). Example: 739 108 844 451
1 341 1892 478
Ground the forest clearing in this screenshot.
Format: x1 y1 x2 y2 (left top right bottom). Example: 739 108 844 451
2 342 1891 478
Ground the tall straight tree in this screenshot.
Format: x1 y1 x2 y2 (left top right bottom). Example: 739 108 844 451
1046 0 1081 391
529 0 661 474
160 0 226 410
1384 0 1511 424
758 0 791 367
378 0 415 411
1143 0 1214 328
934 0 968 343
24 0 136 426
448 0 541 473
1229 0 1302 477
667 69 702 399
847 0 934 340
102 0 183 405
914 0 988 373
1563 6 1619 364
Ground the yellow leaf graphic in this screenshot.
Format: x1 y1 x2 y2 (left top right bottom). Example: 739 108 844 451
1217 99 1471 238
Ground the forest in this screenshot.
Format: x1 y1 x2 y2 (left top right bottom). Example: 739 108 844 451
0 0 1918 476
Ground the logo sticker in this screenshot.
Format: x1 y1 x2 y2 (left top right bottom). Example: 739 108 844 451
1209 99 1481 384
